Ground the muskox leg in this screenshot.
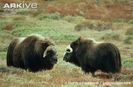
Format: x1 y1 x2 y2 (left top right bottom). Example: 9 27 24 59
91 72 96 77
23 56 41 72
108 73 113 78
81 65 89 74
81 64 97 77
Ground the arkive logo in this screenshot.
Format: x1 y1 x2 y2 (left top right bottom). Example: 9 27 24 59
2 2 38 9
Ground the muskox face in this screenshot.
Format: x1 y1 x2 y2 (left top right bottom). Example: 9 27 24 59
63 37 81 66
43 45 57 65
37 40 57 69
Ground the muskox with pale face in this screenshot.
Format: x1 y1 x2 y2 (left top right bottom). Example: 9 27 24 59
63 37 121 76
7 34 57 72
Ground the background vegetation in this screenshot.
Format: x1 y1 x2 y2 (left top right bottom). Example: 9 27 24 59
0 0 133 87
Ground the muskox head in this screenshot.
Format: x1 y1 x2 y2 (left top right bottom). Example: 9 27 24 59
63 37 83 67
35 38 58 69
43 45 57 65
63 37 98 67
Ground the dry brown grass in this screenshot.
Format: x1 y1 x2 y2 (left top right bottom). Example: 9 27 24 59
125 28 133 36
0 0 16 3
74 20 113 31
0 0 132 19
46 0 133 20
2 24 14 31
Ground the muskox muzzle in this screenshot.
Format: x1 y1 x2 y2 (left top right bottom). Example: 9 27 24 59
63 45 73 62
50 54 57 65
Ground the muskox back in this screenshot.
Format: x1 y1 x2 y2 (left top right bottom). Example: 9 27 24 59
7 38 25 66
95 43 121 73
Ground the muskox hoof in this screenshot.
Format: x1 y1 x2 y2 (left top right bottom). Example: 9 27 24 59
91 72 96 77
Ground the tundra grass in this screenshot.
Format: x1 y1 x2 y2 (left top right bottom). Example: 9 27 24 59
0 12 133 87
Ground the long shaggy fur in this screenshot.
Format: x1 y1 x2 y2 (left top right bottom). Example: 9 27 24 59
7 35 57 72
64 37 121 75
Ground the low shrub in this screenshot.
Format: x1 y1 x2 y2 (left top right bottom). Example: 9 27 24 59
124 36 133 44
38 12 62 20
13 16 26 21
125 28 133 36
122 58 133 68
101 32 120 41
75 20 112 31
2 24 14 31
63 15 85 24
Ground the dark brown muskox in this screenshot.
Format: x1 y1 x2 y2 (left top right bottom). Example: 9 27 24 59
7 34 57 72
63 37 121 76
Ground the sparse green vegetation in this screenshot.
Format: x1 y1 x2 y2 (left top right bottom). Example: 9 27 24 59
101 31 120 41
38 12 62 20
124 36 133 44
75 20 113 31
123 58 133 68
63 15 85 24
125 28 133 36
0 31 14 51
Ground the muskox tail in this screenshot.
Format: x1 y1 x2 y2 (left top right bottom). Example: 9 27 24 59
7 39 17 66
110 43 121 73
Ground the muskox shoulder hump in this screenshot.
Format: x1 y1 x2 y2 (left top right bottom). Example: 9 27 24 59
87 38 103 44
28 34 44 40
17 37 25 45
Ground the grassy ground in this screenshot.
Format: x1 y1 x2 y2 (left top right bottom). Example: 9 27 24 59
0 11 133 87
0 0 133 87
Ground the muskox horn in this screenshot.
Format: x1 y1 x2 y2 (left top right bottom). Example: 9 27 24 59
43 46 55 58
65 45 73 53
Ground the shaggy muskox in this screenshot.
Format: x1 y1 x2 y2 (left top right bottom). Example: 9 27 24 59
63 37 121 76
7 34 57 72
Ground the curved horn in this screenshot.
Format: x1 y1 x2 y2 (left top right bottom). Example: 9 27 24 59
43 46 55 58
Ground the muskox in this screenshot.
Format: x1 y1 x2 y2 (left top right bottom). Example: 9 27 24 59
7 34 57 72
63 37 121 76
